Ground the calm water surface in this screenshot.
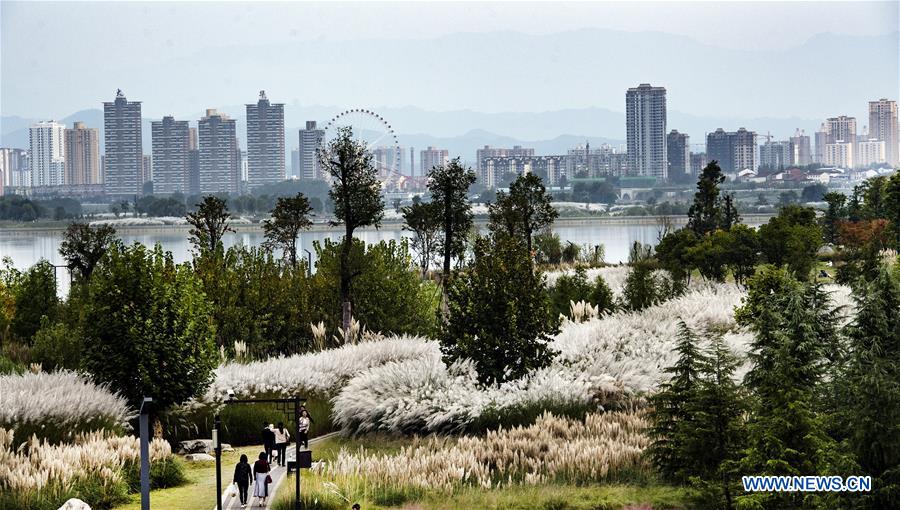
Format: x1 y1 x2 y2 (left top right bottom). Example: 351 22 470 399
0 218 765 295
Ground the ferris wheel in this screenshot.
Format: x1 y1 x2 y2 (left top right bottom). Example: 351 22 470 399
316 109 404 185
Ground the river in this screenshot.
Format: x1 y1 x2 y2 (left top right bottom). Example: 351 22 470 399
0 216 770 295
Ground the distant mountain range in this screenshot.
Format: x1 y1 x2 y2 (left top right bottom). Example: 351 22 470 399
3 27 896 127
1 104 825 166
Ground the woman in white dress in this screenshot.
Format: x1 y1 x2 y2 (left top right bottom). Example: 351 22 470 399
252 451 271 507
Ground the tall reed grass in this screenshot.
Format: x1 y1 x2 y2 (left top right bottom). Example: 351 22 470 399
0 428 180 510
0 371 133 444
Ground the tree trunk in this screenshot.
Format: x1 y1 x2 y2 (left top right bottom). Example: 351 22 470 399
341 221 353 335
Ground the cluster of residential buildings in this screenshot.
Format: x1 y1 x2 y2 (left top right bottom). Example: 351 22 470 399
2 90 291 197
474 88 898 189
2 86 897 198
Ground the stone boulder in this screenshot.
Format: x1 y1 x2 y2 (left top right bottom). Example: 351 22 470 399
177 439 233 454
58 499 91 510
184 453 216 462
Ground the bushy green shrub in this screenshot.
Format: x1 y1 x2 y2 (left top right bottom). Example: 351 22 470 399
548 267 616 318
30 317 82 370
311 238 439 339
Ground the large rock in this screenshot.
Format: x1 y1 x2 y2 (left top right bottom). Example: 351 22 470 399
58 499 91 510
184 453 216 462
177 439 234 454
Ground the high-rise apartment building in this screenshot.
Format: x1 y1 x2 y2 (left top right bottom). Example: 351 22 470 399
706 128 758 173
856 139 886 167
789 129 811 166
64 121 101 185
246 90 285 189
868 99 898 166
298 121 323 180
626 84 667 180
0 148 29 190
198 109 241 194
825 141 854 169
814 123 830 164
759 140 792 170
690 152 707 176
826 116 857 145
29 121 66 187
290 148 300 179
476 145 535 181
420 146 449 174
103 90 143 196
666 130 690 182
151 116 191 194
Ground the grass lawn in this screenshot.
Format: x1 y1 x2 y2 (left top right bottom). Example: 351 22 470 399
270 435 690 510
114 445 266 510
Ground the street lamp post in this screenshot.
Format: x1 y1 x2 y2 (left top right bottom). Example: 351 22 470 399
139 397 153 510
214 414 222 510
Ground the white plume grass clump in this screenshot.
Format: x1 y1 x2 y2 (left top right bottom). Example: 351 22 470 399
200 335 439 403
314 411 649 493
0 371 134 436
333 283 751 434
0 428 172 493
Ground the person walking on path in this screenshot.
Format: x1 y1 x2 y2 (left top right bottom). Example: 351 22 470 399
261 423 275 463
252 452 271 507
297 410 311 449
273 422 290 467
232 454 253 508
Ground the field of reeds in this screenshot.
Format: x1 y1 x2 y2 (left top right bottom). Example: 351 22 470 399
271 410 686 509
0 428 184 510
0 370 134 444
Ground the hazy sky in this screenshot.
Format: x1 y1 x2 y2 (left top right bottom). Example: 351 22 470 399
1 1 898 120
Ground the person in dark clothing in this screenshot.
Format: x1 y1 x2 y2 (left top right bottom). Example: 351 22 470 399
261 423 276 463
233 454 253 508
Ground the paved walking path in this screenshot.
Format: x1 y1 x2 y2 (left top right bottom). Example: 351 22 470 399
216 432 340 510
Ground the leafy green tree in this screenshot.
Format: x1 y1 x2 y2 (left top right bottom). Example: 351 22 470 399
655 229 698 285
311 238 439 339
758 205 822 280
428 158 476 278
11 260 58 343
821 192 847 244
59 223 118 282
778 190 799 206
723 224 760 287
648 322 703 483
80 243 217 408
196 246 313 356
687 161 726 236
688 230 729 282
401 200 441 277
860 176 888 220
755 193 769 207
488 173 559 256
321 127 385 332
263 193 314 268
885 173 900 248
801 183 828 202
186 196 233 255
441 234 559 385
839 266 900 508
